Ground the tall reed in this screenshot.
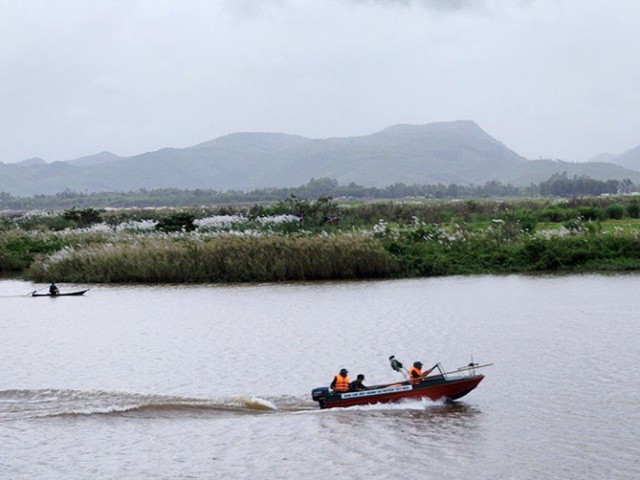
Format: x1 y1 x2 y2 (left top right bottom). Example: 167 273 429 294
27 236 400 283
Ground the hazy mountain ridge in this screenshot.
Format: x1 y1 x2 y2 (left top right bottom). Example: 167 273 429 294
13 157 48 167
67 151 123 167
608 145 640 171
588 152 617 163
588 145 640 171
252 120 530 187
2 121 640 196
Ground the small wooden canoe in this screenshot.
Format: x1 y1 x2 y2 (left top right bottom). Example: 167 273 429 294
31 289 90 297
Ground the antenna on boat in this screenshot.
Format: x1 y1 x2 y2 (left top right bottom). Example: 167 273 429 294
469 354 478 374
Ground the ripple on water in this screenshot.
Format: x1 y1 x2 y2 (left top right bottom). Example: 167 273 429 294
2 276 640 479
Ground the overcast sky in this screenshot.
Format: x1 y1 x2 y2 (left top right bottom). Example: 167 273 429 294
1 0 639 163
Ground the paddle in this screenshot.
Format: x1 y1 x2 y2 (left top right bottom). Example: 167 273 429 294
29 286 49 296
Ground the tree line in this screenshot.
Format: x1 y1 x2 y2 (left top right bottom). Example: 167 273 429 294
0 173 636 210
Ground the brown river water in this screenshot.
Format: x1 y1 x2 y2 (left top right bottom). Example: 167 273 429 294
1 275 639 479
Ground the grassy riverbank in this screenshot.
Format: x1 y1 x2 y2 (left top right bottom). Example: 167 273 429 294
3 196 640 282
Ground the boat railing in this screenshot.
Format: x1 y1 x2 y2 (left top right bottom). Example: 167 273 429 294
441 363 494 378
356 363 493 392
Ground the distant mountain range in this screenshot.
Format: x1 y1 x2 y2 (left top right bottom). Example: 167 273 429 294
2 120 640 196
590 144 640 171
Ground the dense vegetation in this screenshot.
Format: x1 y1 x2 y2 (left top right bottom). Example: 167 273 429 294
27 237 398 283
3 193 640 283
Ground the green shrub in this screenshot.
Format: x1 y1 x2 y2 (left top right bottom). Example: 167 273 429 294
61 207 104 227
605 204 624 220
515 212 537 233
16 215 76 231
0 233 65 271
269 195 339 227
577 207 604 221
626 202 640 219
563 220 582 232
156 212 196 232
537 207 570 222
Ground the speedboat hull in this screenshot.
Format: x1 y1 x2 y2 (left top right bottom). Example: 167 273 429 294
317 374 484 409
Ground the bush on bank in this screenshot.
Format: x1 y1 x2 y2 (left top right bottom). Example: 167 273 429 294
0 232 64 272
379 227 640 276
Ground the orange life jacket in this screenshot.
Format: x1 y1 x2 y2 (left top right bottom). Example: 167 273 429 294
333 374 350 392
409 367 423 385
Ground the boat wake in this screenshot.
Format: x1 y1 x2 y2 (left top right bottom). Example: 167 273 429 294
292 397 451 415
342 397 448 411
0 389 470 421
0 389 313 420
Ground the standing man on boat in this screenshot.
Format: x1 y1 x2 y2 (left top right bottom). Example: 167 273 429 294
49 283 60 296
349 374 367 391
330 368 350 392
409 361 433 385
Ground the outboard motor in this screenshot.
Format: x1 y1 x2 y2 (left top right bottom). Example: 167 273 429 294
311 386 330 402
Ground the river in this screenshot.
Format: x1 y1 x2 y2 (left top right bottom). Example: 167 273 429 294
1 275 639 479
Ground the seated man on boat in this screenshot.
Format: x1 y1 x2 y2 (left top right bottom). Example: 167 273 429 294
409 361 433 385
349 374 367 391
330 368 350 393
49 283 60 296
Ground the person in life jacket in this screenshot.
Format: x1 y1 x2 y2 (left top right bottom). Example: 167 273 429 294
409 361 432 385
330 368 350 392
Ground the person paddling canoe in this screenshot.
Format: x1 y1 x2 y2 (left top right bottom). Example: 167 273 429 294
49 283 60 296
